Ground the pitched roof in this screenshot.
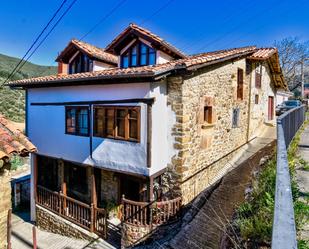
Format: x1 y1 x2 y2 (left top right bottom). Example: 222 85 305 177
7 46 257 87
56 39 118 65
248 47 287 89
0 115 36 164
105 23 187 59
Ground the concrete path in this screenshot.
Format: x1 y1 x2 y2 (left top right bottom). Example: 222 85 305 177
296 124 309 241
11 212 116 249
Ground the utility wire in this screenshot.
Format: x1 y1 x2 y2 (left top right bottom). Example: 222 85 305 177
3 0 78 86
140 0 175 26
192 0 285 54
2 0 68 85
79 0 128 41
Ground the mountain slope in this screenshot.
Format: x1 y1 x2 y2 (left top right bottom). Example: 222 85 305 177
0 54 56 122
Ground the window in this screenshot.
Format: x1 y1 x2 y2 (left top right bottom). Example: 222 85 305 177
69 53 93 74
237 68 244 100
232 108 240 128
65 106 89 136
255 64 262 88
121 41 156 68
255 94 259 104
94 106 140 142
204 106 213 124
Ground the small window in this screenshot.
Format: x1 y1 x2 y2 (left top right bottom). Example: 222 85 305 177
232 108 240 128
237 68 244 100
255 95 259 104
65 106 89 136
255 64 262 88
94 106 140 142
204 106 213 124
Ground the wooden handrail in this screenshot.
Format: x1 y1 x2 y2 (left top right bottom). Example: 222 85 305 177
36 185 107 238
121 196 182 226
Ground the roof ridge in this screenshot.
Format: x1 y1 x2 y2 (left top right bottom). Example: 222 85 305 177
189 45 257 58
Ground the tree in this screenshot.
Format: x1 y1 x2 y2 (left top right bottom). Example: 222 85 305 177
274 37 309 89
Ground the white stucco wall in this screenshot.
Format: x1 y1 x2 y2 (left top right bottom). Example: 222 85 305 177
249 62 276 139
93 60 115 71
27 82 175 177
156 51 173 64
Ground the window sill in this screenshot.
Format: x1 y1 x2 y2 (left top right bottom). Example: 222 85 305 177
201 123 216 129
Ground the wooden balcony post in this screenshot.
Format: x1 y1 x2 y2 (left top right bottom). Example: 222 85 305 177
61 162 67 213
90 203 94 233
91 167 97 208
148 176 154 226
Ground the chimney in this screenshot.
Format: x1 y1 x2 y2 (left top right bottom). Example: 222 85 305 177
58 62 68 75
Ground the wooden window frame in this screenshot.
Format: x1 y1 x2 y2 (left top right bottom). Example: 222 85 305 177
69 53 93 74
255 63 262 88
237 68 244 100
120 41 156 68
65 106 90 137
203 106 213 124
94 105 141 143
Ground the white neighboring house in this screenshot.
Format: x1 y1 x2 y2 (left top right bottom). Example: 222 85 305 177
276 89 293 105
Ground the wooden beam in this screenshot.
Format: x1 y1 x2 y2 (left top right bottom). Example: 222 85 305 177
90 167 97 207
147 105 152 168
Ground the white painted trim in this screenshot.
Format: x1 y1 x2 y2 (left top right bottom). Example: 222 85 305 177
30 153 36 222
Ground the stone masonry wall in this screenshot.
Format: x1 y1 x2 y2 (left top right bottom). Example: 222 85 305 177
167 58 256 205
36 205 96 241
0 169 11 249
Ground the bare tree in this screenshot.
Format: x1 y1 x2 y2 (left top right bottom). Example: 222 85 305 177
274 37 309 89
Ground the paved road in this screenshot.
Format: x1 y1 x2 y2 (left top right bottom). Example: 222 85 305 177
11 212 116 249
296 123 309 241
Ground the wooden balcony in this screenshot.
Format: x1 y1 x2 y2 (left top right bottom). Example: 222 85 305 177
122 195 182 226
36 185 107 238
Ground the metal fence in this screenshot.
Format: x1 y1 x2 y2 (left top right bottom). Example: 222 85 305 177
272 105 306 249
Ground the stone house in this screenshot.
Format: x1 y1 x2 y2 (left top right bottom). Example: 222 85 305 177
0 115 36 249
7 23 286 246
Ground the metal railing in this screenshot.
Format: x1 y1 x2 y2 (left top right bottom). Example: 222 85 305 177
272 105 305 249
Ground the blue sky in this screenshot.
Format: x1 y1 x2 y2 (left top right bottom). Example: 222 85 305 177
0 0 308 66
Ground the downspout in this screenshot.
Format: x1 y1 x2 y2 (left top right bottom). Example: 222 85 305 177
89 104 93 159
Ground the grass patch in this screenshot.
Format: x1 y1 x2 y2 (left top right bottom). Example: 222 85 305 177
229 121 309 248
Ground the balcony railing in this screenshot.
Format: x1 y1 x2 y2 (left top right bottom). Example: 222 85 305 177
36 185 107 238
122 195 182 226
272 105 305 249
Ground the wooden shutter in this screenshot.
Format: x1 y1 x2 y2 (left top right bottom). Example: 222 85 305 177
237 68 244 100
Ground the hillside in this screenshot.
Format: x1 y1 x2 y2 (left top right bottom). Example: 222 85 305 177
0 54 56 122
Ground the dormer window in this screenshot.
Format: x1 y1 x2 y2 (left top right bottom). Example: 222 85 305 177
69 53 93 74
121 41 156 68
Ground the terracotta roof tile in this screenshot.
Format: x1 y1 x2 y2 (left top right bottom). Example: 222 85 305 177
57 39 118 65
0 115 36 163
105 23 187 59
8 46 257 87
248 47 277 60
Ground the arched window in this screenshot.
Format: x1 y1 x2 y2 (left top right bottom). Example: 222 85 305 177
121 41 156 68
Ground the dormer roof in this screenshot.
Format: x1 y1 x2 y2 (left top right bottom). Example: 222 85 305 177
56 39 118 65
105 23 187 59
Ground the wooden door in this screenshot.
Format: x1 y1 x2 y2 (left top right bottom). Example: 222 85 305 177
268 96 274 120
